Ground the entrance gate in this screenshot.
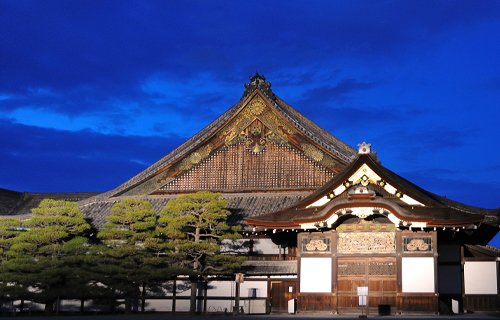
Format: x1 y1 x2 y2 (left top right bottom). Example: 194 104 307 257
270 280 297 313
337 257 397 314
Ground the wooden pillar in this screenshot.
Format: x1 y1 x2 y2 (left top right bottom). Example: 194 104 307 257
203 280 208 314
172 279 177 314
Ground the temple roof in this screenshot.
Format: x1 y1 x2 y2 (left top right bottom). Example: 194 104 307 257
80 73 356 205
245 146 500 241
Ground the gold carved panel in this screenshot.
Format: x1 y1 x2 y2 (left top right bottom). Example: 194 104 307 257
301 235 331 254
337 232 396 254
402 236 433 253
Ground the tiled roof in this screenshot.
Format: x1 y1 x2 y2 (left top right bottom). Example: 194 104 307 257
80 193 309 229
0 188 23 215
0 190 100 221
245 153 499 229
239 260 297 275
80 75 356 205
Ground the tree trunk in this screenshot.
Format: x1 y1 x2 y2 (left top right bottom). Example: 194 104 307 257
44 299 55 314
141 283 146 312
124 296 132 314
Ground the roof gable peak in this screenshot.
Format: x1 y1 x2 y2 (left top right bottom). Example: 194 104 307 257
243 72 274 99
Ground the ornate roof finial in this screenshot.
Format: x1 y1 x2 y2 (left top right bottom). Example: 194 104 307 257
358 141 371 154
243 72 274 99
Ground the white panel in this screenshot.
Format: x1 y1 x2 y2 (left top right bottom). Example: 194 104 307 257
175 300 191 312
253 238 287 254
240 281 268 298
144 299 172 312
300 257 331 293
464 261 497 294
207 280 233 297
244 299 267 314
402 257 435 293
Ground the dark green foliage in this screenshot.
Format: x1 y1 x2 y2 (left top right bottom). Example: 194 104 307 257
159 191 245 273
158 191 246 313
0 199 91 313
0 195 248 314
92 199 179 313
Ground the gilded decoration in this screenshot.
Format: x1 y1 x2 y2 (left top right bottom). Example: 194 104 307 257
177 144 213 171
337 232 396 254
301 235 331 253
241 122 268 154
336 223 395 232
301 143 324 162
121 170 175 196
218 95 296 148
248 96 265 115
403 236 433 253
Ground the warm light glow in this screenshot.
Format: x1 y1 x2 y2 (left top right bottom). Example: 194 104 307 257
409 221 427 228
307 196 329 208
333 184 346 196
400 195 425 206
388 213 400 225
326 214 338 227
384 183 397 195
349 164 381 186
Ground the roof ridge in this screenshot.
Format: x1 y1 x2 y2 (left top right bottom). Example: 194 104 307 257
80 74 356 205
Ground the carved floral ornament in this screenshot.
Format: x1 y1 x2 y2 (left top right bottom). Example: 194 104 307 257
219 95 294 149
299 206 427 230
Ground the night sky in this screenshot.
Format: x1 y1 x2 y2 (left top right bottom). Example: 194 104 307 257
1 1 499 242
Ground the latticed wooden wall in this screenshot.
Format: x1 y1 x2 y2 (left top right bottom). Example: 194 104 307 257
160 142 336 192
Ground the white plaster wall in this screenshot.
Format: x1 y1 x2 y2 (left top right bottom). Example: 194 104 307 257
175 300 191 312
206 280 234 297
402 257 435 293
464 261 498 294
144 299 172 312
253 238 288 254
240 281 267 298
300 257 332 293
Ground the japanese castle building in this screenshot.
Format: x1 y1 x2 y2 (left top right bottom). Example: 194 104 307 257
2 73 499 314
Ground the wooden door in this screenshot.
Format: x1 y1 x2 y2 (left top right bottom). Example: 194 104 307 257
337 257 396 315
270 280 297 312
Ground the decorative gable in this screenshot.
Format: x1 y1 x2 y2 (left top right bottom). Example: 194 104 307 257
117 77 355 196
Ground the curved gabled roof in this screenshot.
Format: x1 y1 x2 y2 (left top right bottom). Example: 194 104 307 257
245 149 498 231
80 74 356 206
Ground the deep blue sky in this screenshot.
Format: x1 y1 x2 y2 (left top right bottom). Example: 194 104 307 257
1 1 500 240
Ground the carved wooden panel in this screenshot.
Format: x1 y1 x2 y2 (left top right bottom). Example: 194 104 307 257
402 236 433 253
160 142 336 192
338 261 366 276
369 261 396 276
337 232 396 254
301 235 331 254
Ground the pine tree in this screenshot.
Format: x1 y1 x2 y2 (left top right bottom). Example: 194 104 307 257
93 199 175 313
0 218 27 307
1 199 91 313
158 191 246 314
